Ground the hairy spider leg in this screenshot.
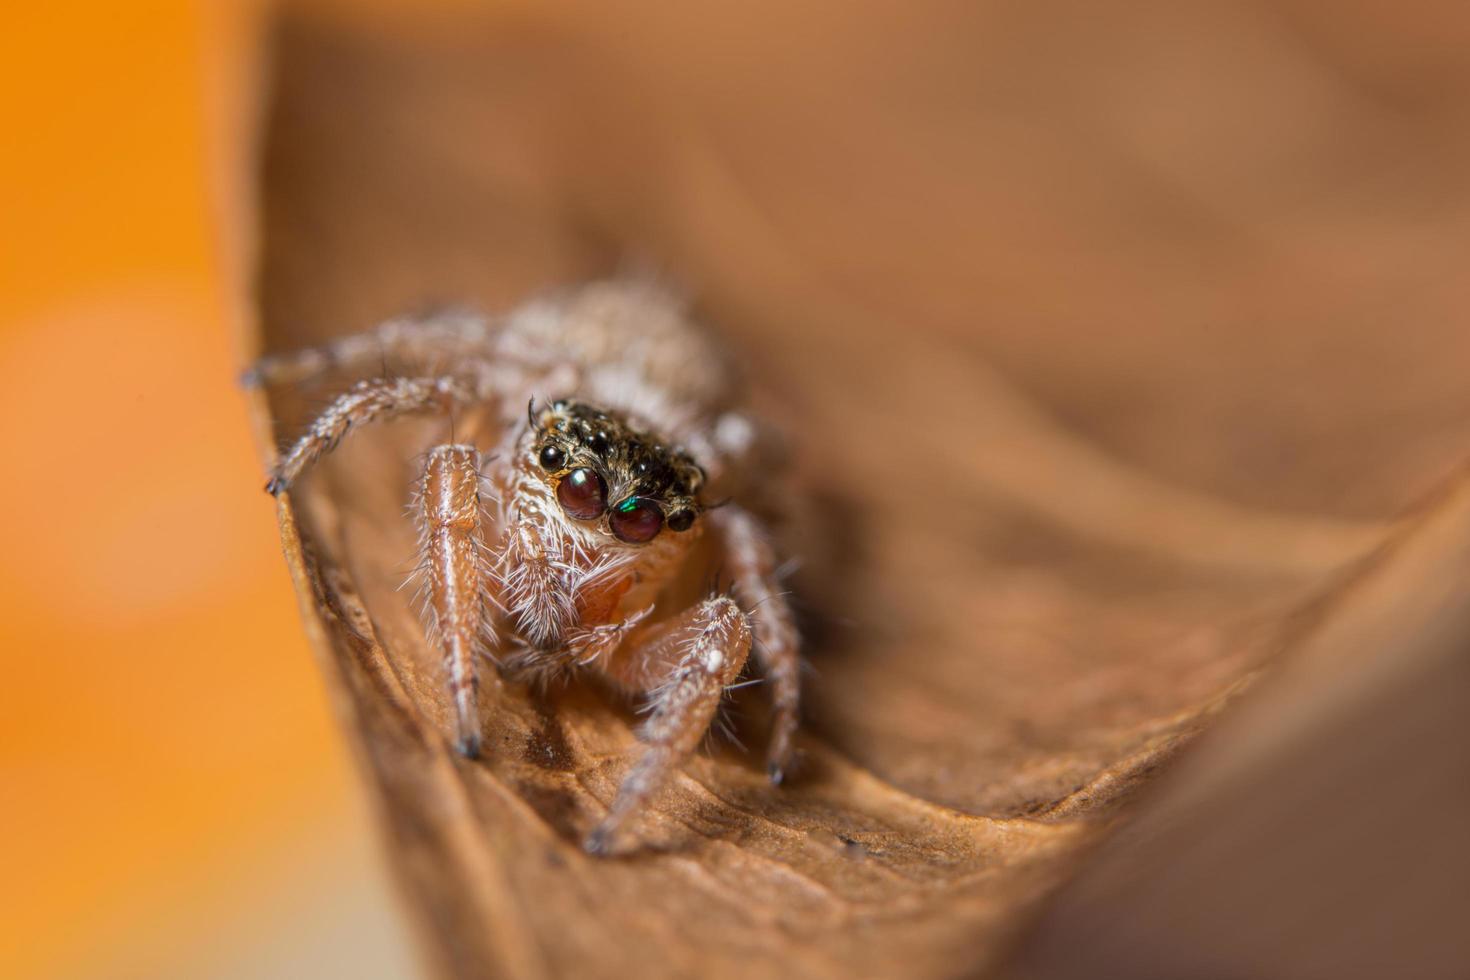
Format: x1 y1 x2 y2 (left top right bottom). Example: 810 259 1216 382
415 444 499 757
265 375 475 494
243 310 495 388
586 595 752 854
711 505 802 783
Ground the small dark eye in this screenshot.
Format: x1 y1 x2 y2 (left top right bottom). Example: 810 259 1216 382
666 509 695 532
609 497 663 543
557 468 607 520
538 444 566 470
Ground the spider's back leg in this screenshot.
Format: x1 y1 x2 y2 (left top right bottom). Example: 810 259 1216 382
265 375 474 494
710 504 802 783
243 310 494 388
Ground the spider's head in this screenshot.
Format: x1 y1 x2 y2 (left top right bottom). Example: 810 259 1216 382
529 399 706 544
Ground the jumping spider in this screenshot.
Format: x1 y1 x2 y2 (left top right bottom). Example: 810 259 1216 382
249 280 800 854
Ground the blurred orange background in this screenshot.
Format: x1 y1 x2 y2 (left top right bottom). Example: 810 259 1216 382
0 3 411 976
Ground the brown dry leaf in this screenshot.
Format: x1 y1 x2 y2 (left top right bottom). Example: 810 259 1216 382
242 3 1470 977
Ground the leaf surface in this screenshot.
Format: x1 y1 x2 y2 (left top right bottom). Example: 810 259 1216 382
246 5 1470 976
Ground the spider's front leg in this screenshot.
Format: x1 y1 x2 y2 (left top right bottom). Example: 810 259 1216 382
415 443 499 757
586 596 753 855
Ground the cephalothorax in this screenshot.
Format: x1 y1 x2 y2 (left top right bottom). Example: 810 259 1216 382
249 280 800 854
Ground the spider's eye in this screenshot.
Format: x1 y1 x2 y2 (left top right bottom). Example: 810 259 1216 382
538 444 566 471
609 497 663 543
557 468 607 520
666 509 695 532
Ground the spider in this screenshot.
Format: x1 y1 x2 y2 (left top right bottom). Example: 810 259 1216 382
248 279 801 854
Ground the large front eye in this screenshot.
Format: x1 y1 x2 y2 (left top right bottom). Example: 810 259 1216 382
557 468 607 520
609 497 664 543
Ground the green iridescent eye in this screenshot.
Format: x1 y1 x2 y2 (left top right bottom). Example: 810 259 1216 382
609 497 663 543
